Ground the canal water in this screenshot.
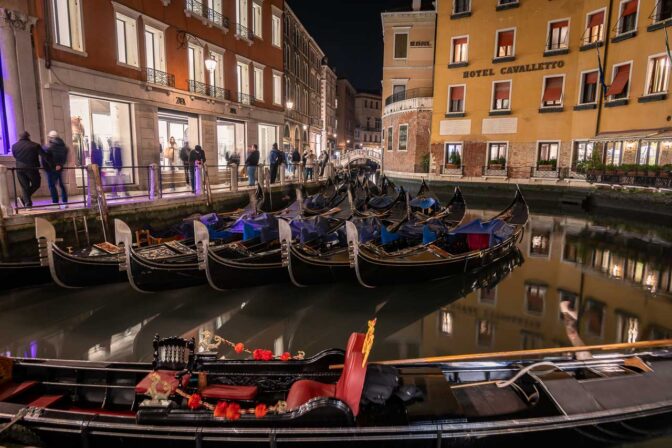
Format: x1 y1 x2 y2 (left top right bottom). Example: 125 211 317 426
2 209 671 365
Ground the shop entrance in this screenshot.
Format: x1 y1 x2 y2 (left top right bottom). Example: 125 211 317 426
157 111 199 172
216 119 246 167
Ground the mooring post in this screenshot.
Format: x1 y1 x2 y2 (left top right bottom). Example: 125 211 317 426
230 163 239 192
149 163 162 200
0 166 14 217
194 163 203 196
279 163 286 185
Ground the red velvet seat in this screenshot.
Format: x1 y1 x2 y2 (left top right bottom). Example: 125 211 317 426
135 370 191 395
285 333 367 416
201 384 258 401
0 381 38 402
29 394 64 409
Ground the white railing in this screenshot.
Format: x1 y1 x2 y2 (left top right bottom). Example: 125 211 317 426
337 148 382 167
383 96 433 117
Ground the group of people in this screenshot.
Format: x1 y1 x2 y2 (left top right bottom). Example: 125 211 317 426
161 137 206 192
11 131 69 208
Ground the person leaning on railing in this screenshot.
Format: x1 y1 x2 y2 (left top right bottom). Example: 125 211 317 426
43 131 69 207
11 131 43 208
245 144 259 186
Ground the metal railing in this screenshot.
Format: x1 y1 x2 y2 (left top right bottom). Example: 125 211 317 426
144 67 175 88
7 166 89 211
186 0 229 28
442 165 464 176
235 23 254 41
188 79 208 95
586 168 672 189
236 92 254 105
531 166 560 178
482 165 509 177
210 85 231 101
384 87 433 107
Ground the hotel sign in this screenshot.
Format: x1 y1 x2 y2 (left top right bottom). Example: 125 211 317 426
463 60 565 78
411 41 432 48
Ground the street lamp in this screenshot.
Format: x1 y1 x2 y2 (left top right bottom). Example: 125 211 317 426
204 54 217 73
286 100 294 110
302 124 308 131
333 133 337 138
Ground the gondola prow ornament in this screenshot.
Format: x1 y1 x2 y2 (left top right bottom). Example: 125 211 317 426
362 318 376 367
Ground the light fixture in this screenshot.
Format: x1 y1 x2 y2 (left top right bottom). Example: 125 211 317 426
333 133 337 138
302 124 308 130
286 100 294 110
204 54 217 72
347 139 351 144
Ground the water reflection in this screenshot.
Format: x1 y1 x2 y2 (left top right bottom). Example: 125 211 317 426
1 211 671 363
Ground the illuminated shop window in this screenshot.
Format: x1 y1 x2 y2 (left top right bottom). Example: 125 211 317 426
525 284 546 315
477 320 494 347
616 312 639 343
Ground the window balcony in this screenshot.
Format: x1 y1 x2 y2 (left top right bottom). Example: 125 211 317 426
236 92 254 105
188 79 209 95
482 165 508 177
383 88 433 116
185 0 229 29
384 87 433 107
188 80 232 101
144 67 175 88
235 23 254 42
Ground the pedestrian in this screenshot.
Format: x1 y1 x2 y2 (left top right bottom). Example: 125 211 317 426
318 151 328 177
245 144 259 186
228 149 241 166
42 131 69 207
305 150 316 181
165 136 177 172
179 141 191 185
109 140 130 197
269 143 283 184
189 144 206 193
291 146 301 177
90 136 103 167
11 131 43 208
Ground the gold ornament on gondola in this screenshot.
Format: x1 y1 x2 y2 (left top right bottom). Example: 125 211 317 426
362 318 376 367
145 372 172 401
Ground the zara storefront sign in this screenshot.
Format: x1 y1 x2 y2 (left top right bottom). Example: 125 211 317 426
463 60 565 78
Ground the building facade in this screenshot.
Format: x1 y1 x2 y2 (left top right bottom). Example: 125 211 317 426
283 3 324 156
430 0 672 179
354 91 382 150
335 78 357 151
381 0 436 173
321 62 338 153
7 0 288 190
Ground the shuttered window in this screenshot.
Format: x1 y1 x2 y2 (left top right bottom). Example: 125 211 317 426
448 85 465 112
492 81 511 110
606 64 631 99
542 76 564 106
580 71 599 104
585 11 604 44
496 30 514 58
547 20 569 50
452 37 468 63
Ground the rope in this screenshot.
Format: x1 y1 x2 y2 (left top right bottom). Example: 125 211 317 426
495 361 560 388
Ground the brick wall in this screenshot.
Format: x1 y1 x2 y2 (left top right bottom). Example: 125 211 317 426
383 109 432 173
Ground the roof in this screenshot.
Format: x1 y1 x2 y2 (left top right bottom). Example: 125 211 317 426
594 128 672 141
383 0 436 13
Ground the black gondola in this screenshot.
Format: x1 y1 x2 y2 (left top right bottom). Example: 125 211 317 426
280 185 466 287
346 187 529 287
2 330 672 447
0 260 51 291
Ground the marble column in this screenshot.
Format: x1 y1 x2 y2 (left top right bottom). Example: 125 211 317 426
0 8 39 148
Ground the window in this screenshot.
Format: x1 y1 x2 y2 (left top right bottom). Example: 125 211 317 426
618 0 638 35
273 73 282 105
205 0 224 26
530 228 551 256
451 36 468 64
479 286 497 305
210 51 225 91
541 76 564 107
646 55 670 95
605 141 623 165
254 66 264 101
525 284 546 315
488 142 507 164
394 32 408 59
498 0 519 5
444 143 462 167
453 0 470 14
272 15 281 47
606 63 631 100
538 141 559 165
585 10 605 44
52 0 84 52
547 20 569 51
639 141 658 165
236 0 249 32
573 141 594 166
115 13 138 67
477 320 494 347
187 44 204 86
579 71 599 104
236 61 250 104
495 29 514 58
448 85 465 113
440 310 453 336
252 2 262 38
387 127 393 151
582 299 605 337
654 0 672 22
492 81 511 110
144 24 166 72
398 125 408 150
616 313 639 343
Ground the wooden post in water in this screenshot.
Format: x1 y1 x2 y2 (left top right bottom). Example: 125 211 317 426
87 164 110 242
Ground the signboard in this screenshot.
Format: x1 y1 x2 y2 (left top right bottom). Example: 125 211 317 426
463 60 565 79
411 41 432 48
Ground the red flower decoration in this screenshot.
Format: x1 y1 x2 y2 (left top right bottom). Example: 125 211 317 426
252 349 263 360
225 402 241 421
254 403 268 418
187 393 202 410
253 349 274 361
234 343 244 354
280 352 291 361
213 401 228 418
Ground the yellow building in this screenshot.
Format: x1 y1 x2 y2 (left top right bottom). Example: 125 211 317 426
428 0 672 180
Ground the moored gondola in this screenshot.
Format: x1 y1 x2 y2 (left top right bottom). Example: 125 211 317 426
0 260 51 291
347 187 528 288
2 330 672 447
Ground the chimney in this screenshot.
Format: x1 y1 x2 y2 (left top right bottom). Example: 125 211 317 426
412 0 421 11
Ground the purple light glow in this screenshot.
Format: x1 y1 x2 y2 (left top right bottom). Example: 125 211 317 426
30 340 38 358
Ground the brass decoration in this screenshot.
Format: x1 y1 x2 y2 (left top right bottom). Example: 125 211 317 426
199 330 225 352
145 372 172 401
362 318 377 367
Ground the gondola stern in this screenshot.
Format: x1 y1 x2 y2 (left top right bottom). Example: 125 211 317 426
345 221 376 289
279 219 305 288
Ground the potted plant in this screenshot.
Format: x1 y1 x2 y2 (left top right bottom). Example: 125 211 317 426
537 159 557 171
420 153 430 173
488 156 506 170
446 151 461 169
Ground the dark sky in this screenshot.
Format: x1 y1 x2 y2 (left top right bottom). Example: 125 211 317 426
287 0 418 93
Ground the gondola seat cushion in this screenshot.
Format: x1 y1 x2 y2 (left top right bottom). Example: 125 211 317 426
286 333 367 416
135 370 191 395
201 384 258 401
0 380 38 401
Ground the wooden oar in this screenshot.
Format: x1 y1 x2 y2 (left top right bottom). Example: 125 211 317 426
330 339 672 369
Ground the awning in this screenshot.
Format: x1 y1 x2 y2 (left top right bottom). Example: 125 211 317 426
606 65 630 96
498 31 514 46
589 11 604 27
593 129 671 141
542 77 564 102
585 71 598 84
622 0 638 16
450 86 464 101
494 82 510 100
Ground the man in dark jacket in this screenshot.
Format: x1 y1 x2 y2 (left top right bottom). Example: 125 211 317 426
11 131 43 207
188 145 206 193
269 143 284 184
43 131 69 206
179 143 191 185
245 144 259 186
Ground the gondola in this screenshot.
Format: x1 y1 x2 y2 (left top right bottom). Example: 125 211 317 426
0 260 51 291
2 330 672 448
280 184 466 287
347 187 529 288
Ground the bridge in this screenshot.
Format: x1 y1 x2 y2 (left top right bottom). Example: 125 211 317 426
336 148 382 168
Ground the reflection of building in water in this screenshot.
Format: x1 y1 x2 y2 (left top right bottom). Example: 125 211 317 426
384 215 672 358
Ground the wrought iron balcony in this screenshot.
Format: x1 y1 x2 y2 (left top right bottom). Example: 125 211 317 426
310 117 324 128
185 0 229 28
235 23 254 41
236 92 254 105
188 79 208 95
384 87 433 107
209 85 231 101
144 67 175 88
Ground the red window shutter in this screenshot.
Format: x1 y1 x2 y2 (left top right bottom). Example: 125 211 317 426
454 37 468 46
551 20 569 30
495 82 510 100
451 86 465 101
606 65 630 96
542 77 564 102
585 71 598 84
498 30 514 47
622 0 638 16
589 11 604 27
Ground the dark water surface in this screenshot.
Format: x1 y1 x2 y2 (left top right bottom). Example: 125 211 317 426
2 209 671 365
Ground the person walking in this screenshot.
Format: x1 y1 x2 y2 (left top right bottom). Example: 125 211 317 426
269 143 283 184
164 136 177 172
189 144 206 193
291 146 301 178
179 142 191 185
11 131 43 208
245 145 259 186
42 131 69 207
305 150 316 181
109 140 130 197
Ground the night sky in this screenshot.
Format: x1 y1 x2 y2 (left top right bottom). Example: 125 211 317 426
287 0 423 93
